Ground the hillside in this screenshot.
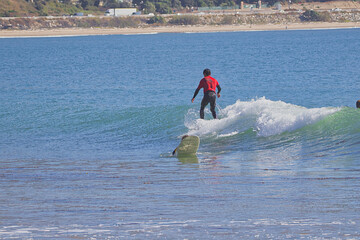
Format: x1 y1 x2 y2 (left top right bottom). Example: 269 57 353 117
282 0 360 10
0 0 93 17
0 0 38 17
0 0 360 17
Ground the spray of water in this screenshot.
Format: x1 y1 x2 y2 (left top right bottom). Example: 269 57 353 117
185 97 340 138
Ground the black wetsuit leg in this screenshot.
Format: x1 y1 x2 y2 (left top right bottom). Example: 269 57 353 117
200 91 217 119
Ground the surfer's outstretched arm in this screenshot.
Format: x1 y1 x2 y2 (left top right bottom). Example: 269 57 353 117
192 88 200 102
217 85 221 98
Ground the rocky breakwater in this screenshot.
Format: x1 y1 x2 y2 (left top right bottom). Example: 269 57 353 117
1 11 360 31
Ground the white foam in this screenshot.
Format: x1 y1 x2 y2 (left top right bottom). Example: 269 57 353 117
218 131 239 138
0 226 111 236
185 97 340 137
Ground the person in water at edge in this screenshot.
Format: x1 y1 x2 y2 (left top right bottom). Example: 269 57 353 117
191 68 221 119
357 100 360 108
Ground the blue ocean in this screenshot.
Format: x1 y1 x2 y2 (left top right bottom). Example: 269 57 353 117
1 28 360 238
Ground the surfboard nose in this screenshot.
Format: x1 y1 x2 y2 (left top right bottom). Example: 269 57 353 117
173 135 200 156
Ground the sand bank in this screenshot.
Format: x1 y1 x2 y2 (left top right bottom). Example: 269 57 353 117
0 22 358 37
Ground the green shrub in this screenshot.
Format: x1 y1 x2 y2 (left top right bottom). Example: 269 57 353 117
1 11 12 17
301 9 331 22
301 10 321 21
57 19 74 28
143 2 156 14
221 15 236 25
76 19 91 28
0 11 8 17
155 2 172 14
147 15 166 24
319 11 331 22
168 15 200 25
108 17 141 28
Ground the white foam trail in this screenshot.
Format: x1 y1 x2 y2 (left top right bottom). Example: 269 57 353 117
218 131 239 138
185 97 340 137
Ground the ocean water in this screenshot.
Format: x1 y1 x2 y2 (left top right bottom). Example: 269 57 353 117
1 28 360 238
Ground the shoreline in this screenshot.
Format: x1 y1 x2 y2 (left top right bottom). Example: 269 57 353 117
0 22 358 37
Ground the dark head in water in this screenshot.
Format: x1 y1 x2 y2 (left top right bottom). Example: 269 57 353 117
203 68 211 77
357 100 360 108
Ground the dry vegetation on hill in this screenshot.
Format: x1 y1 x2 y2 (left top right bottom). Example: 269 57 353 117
0 0 38 17
1 0 360 17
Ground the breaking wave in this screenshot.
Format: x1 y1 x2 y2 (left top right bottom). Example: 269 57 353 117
185 97 340 138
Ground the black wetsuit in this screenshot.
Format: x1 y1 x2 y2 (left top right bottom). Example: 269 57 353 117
192 76 221 119
200 91 217 119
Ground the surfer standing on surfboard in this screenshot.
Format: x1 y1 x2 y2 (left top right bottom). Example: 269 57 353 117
191 68 221 119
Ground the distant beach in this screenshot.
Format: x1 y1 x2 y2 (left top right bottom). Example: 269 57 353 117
0 22 358 37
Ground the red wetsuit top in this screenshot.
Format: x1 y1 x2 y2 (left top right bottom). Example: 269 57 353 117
192 76 221 99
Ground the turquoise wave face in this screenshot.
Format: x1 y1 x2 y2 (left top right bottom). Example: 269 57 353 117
1 94 360 160
183 98 360 159
185 97 340 137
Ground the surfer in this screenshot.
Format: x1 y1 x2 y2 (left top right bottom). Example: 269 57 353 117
191 68 221 119
357 100 360 108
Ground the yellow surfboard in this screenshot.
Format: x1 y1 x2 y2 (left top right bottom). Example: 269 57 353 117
173 135 200 156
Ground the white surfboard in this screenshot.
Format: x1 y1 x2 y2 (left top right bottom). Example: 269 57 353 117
173 135 200 156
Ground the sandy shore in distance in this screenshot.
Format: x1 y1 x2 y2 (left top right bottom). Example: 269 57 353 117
0 22 359 37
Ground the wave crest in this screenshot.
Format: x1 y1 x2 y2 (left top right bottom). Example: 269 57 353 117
185 97 340 137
